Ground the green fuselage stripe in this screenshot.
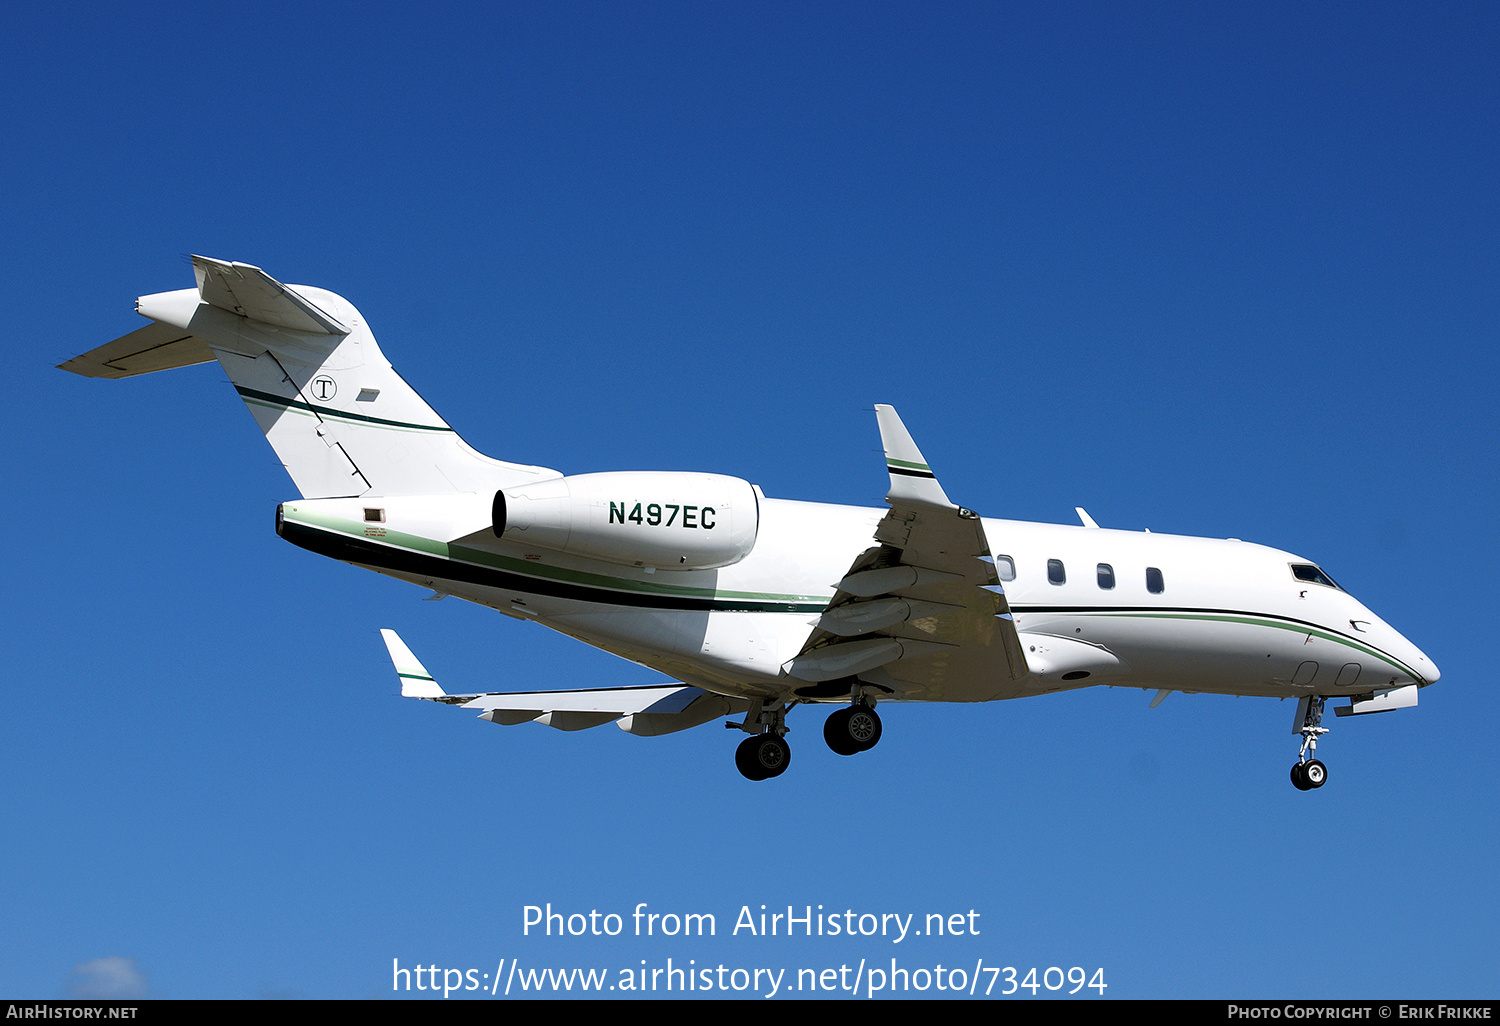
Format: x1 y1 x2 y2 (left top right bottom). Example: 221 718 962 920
1013 604 1423 681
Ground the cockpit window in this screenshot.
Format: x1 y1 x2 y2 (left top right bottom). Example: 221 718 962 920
1291 564 1342 591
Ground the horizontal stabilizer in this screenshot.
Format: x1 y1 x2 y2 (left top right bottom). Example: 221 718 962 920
192 255 349 334
58 321 215 379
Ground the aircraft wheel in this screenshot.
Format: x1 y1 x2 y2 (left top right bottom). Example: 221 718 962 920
1290 763 1310 790
1303 759 1327 788
824 708 860 756
736 734 790 780
735 736 768 780
847 705 882 751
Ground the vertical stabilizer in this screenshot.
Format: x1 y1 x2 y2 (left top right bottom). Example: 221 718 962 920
62 257 559 500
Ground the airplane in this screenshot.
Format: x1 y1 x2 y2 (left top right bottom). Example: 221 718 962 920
61 256 1439 787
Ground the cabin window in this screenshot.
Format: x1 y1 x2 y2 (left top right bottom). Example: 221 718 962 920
1097 563 1115 589
1291 564 1342 591
1047 559 1066 585
1146 567 1164 594
994 555 1016 582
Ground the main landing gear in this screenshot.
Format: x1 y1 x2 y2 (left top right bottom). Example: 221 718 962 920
735 734 790 780
730 692 886 779
1290 695 1329 791
824 701 882 756
731 699 792 781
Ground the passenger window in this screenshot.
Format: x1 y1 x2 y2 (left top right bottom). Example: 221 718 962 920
1048 559 1066 585
1146 567 1164 594
994 555 1016 582
1097 563 1115 589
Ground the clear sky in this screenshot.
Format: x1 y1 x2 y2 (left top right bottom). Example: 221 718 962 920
3 0 1496 1000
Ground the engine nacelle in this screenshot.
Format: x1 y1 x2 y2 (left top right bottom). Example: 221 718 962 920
493 471 759 570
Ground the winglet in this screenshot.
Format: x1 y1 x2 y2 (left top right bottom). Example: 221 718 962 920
380 629 446 698
874 405 955 510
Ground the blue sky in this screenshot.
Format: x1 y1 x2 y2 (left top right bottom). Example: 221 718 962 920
3 1 1496 1000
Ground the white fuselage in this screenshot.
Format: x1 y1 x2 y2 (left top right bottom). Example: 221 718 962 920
277 493 1438 705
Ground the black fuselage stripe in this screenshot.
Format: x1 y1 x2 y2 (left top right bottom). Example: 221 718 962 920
278 521 814 613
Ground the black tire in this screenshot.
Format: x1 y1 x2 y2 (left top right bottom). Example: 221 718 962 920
1291 762 1310 790
736 734 790 779
824 708 860 756
1303 759 1327 788
736 736 769 780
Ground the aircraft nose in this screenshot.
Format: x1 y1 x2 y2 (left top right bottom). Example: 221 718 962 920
1373 618 1438 687
1398 635 1440 686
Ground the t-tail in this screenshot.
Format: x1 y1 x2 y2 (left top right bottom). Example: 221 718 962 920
60 256 556 499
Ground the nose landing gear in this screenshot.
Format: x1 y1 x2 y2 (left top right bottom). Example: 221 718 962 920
1291 758 1327 790
1290 695 1329 790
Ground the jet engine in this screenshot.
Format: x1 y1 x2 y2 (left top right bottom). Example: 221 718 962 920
493 471 758 570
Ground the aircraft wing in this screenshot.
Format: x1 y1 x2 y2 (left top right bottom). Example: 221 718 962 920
784 406 1030 703
379 629 743 736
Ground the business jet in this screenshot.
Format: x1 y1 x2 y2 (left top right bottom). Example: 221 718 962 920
61 256 1438 787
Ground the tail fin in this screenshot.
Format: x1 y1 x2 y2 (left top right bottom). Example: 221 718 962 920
62 256 557 499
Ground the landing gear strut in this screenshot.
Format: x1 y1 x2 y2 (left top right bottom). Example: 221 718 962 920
1290 695 1329 790
824 698 882 757
731 699 792 781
